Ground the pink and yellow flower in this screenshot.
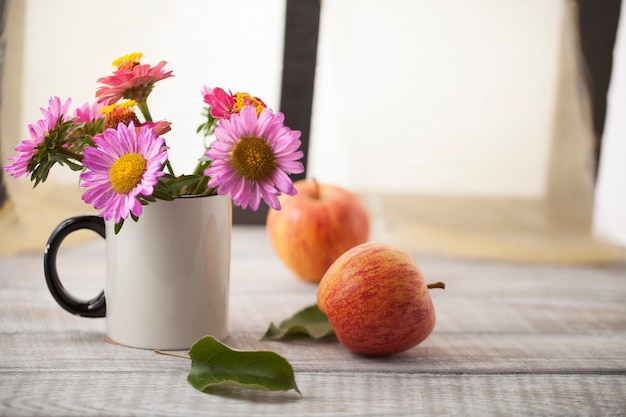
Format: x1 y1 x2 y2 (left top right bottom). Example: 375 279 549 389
80 121 168 224
203 87 266 120
204 105 304 211
95 52 173 105
100 100 171 136
101 100 141 129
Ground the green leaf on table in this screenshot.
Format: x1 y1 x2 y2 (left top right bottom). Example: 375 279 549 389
262 304 335 341
186 336 301 395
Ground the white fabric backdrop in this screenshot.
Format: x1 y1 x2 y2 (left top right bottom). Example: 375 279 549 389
308 0 625 263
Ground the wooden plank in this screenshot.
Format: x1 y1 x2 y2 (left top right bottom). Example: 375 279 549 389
1 329 624 374
1 371 624 416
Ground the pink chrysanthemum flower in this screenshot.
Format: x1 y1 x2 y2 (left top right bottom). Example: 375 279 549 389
204 105 304 211
66 101 106 154
203 87 266 120
80 121 168 224
4 97 72 178
73 101 105 124
3 135 45 178
95 52 173 105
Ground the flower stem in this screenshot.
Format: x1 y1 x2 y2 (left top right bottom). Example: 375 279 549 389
192 160 209 176
165 160 175 176
192 173 211 195
137 99 152 122
137 97 169 176
57 147 84 163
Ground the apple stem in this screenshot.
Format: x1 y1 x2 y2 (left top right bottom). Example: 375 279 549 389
312 178 320 199
427 281 446 290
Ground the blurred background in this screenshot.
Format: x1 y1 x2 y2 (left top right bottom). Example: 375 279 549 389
1 0 624 263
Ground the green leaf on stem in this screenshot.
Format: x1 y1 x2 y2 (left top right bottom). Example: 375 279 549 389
114 218 124 234
262 304 335 341
158 336 301 396
166 174 203 190
150 186 175 201
139 194 156 204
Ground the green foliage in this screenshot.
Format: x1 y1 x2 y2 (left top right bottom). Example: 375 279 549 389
165 174 204 191
27 118 84 187
113 218 124 234
197 107 218 138
158 336 301 396
262 304 335 341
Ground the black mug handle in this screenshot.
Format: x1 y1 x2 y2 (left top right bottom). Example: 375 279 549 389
43 215 106 318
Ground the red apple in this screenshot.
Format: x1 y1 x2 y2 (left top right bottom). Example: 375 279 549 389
266 179 369 283
317 242 443 356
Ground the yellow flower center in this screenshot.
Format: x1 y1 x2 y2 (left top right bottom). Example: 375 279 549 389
232 93 266 116
112 52 143 70
101 100 138 115
231 137 275 181
109 153 147 194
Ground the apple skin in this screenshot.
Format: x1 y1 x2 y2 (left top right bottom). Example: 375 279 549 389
317 242 436 356
266 179 369 283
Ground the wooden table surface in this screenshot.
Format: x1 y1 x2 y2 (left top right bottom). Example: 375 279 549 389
1 225 625 416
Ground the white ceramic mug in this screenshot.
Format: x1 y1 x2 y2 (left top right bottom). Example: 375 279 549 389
43 195 231 350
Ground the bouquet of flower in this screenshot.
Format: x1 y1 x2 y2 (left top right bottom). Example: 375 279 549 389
3 52 305 233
